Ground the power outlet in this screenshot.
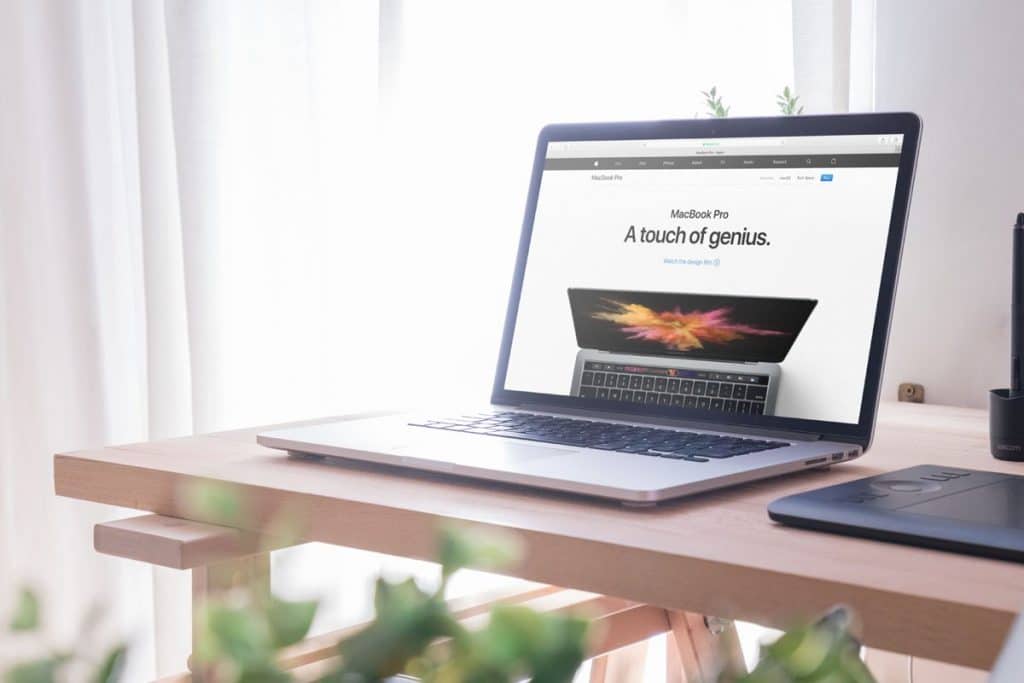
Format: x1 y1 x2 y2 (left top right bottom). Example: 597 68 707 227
898 382 925 403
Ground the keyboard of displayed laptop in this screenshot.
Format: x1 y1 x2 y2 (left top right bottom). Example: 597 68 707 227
410 412 786 462
575 361 770 415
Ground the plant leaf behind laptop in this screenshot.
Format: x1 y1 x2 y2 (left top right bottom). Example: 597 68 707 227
702 86 731 118
776 86 805 116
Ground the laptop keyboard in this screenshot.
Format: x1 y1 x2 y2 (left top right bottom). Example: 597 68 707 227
409 412 787 462
576 362 770 415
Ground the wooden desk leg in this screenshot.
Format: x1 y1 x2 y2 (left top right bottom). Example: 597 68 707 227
189 553 271 681
589 639 650 682
93 514 283 681
666 612 746 683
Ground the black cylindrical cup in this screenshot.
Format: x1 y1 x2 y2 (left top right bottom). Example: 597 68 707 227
990 389 1024 460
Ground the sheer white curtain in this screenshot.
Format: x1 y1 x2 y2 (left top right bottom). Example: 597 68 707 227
1 0 377 677
1 0 815 679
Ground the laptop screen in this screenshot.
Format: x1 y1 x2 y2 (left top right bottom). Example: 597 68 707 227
503 132 905 425
568 288 817 363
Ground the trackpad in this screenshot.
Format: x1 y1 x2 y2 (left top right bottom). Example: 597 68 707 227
395 437 571 471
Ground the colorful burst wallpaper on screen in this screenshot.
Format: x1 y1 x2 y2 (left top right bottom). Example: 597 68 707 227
569 288 817 363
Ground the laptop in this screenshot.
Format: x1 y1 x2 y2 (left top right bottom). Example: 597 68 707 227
258 113 921 505
568 288 818 416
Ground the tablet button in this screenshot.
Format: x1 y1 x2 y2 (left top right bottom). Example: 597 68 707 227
871 479 943 493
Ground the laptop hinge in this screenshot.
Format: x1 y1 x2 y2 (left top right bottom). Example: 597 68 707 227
497 402 823 442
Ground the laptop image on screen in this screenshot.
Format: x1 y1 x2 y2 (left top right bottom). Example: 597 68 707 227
568 288 818 416
258 113 920 504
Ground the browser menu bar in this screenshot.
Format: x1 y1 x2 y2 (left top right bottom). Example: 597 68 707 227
544 153 900 171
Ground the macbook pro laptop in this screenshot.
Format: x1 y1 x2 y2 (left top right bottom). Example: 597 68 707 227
568 288 818 416
258 113 921 504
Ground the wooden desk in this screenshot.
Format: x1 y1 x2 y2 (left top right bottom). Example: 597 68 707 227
54 402 1024 672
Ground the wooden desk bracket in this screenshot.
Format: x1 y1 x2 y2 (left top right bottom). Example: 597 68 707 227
95 513 280 569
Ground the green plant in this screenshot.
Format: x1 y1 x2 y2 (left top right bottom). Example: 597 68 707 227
192 592 318 682
4 478 875 683
702 86 731 118
189 509 874 683
328 526 586 683
2 588 126 683
190 524 587 683
179 480 590 682
734 607 874 683
776 86 804 115
698 85 807 118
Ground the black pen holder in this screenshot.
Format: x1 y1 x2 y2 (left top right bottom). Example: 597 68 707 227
990 389 1024 460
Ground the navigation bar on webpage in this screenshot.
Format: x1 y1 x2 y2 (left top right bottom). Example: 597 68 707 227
544 153 900 171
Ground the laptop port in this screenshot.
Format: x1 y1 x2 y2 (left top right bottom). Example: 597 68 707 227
831 452 845 461
804 457 828 466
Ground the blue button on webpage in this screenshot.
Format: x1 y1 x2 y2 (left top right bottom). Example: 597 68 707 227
820 173 834 182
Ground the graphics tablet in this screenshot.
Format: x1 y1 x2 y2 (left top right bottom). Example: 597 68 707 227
768 465 1024 562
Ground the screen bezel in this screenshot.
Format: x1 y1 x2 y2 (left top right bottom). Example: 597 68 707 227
490 113 921 448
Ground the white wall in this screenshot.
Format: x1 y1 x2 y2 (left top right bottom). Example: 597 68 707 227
875 0 1024 408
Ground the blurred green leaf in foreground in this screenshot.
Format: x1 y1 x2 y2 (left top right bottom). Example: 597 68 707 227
2 589 125 683
735 607 875 683
325 525 587 683
183 476 587 683
8 589 40 632
3 480 877 683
